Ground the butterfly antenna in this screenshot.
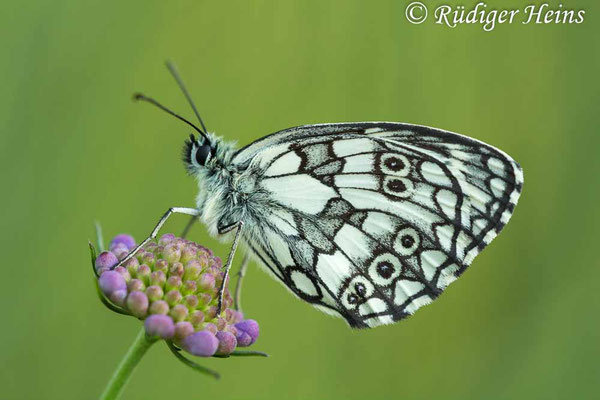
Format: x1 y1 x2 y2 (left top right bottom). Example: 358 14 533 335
133 93 210 142
165 60 208 133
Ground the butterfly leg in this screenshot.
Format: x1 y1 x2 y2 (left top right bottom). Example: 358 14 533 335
180 215 197 239
216 221 244 314
112 207 200 270
233 252 251 312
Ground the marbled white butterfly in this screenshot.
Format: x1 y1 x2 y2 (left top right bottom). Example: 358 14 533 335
116 63 523 328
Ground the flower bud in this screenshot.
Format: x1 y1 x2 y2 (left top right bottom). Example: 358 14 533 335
182 331 218 357
230 310 244 324
225 325 238 336
149 270 166 287
169 304 189 322
146 285 164 302
223 291 233 309
111 243 130 261
174 321 194 342
162 243 181 263
200 246 213 257
114 266 131 283
128 279 145 292
216 317 227 331
182 280 197 295
183 260 202 281
202 322 218 335
234 319 259 347
127 291 149 318
207 266 221 277
197 293 212 307
205 306 218 320
124 257 140 276
140 252 155 268
196 251 208 268
184 295 199 309
224 308 236 323
165 276 182 292
158 233 176 246
149 300 169 315
197 273 215 291
180 246 197 264
110 234 135 251
169 262 184 277
154 259 169 273
189 310 205 328
98 270 127 297
136 264 151 284
144 314 175 339
109 290 127 307
164 290 183 306
215 331 237 355
95 251 118 274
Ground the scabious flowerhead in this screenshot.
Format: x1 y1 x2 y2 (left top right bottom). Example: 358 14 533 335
94 233 260 358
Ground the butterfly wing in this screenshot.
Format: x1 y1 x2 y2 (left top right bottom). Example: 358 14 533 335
232 123 523 328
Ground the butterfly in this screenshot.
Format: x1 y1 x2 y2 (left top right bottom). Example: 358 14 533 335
117 63 523 329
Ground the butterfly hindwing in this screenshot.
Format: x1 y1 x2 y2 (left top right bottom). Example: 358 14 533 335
233 123 523 328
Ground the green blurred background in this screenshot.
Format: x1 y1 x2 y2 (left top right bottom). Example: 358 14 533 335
1 0 599 399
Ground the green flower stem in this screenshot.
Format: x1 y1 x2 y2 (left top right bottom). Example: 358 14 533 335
99 328 154 400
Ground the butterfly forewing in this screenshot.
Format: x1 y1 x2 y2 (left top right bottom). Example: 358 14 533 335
233 123 523 328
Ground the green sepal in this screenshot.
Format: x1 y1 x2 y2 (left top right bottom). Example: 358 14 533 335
166 341 220 379
91 223 130 315
89 241 99 278
95 220 105 252
91 241 130 316
213 349 269 358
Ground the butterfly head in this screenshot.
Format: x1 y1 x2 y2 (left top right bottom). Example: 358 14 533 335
183 133 215 172
133 87 234 176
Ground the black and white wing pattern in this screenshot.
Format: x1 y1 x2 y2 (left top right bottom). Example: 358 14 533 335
233 123 523 328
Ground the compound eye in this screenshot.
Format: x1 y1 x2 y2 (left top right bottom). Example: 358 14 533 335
194 144 212 165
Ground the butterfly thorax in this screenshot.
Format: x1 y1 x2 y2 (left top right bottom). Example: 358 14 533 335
191 135 259 238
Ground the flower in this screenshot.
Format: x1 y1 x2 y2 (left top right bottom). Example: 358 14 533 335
94 233 260 358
